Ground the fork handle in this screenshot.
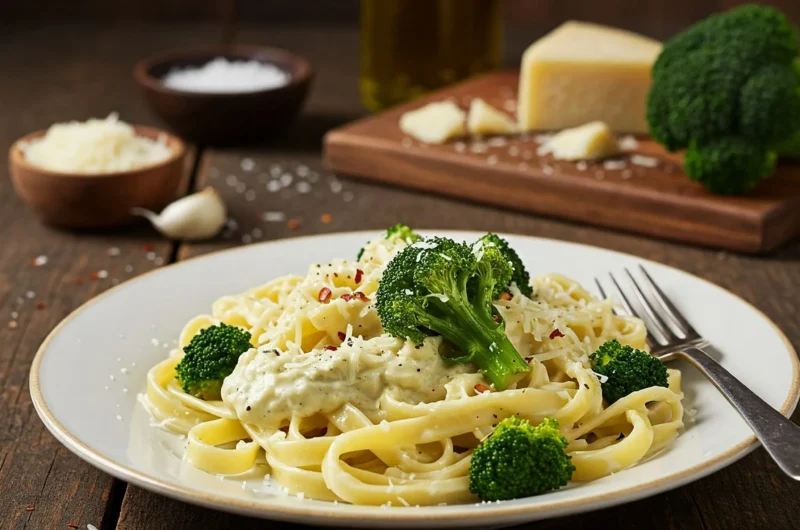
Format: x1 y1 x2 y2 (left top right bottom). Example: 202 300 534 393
679 344 800 480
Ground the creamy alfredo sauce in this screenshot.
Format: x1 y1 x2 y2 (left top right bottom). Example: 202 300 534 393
221 335 479 430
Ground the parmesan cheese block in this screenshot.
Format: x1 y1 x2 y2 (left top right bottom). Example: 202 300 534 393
517 21 661 134
399 101 466 144
467 98 518 135
539 121 620 161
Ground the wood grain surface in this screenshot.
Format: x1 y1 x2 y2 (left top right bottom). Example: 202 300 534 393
325 71 800 254
0 24 798 530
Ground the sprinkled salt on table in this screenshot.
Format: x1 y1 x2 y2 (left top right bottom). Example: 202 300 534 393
162 58 290 94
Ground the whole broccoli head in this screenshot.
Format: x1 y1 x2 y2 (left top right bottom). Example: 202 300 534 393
376 236 530 390
589 339 668 404
357 223 421 261
647 4 800 194
469 417 574 501
175 323 253 400
476 233 533 297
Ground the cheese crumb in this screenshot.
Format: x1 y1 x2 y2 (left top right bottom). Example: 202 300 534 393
399 101 466 144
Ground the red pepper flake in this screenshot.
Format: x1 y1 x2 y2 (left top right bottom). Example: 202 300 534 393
25 505 34 511
89 272 100 281
35 302 46 310
318 287 332 303
340 293 354 302
549 329 565 339
67 524 79 529
474 384 491 394
143 243 154 252
524 356 533 363
337 331 346 341
75 278 84 285
499 292 513 301
320 213 333 224
353 291 370 302
354 269 364 284
287 219 301 230
325 345 338 351
492 314 502 323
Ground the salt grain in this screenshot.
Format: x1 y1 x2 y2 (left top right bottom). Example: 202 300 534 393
146 252 156 260
245 189 257 201
296 165 310 177
576 161 588 171
242 234 252 244
296 181 311 194
235 182 246 193
470 143 488 154
226 175 238 186
454 142 466 153
109 375 115 381
26 291 36 299
116 415 122 421
263 211 286 222
330 180 343 194
618 135 639 151
487 137 507 147
120 367 129 374
542 165 554 176
108 247 121 257
252 228 263 238
486 155 498 165
32 255 48 266
342 191 354 202
503 99 517 112
267 180 282 192
124 265 133 273
280 173 293 187
97 270 108 279
11 311 18 319
630 154 659 168
603 160 628 171
508 145 520 157
240 158 255 171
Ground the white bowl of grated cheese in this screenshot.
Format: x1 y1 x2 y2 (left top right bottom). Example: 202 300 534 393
9 115 186 229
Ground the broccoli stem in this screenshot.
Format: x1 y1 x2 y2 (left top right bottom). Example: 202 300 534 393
425 293 529 390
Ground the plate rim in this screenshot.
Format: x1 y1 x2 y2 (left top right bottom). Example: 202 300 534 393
29 230 800 525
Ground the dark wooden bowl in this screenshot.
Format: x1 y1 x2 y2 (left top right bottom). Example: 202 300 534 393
134 45 313 146
9 126 186 230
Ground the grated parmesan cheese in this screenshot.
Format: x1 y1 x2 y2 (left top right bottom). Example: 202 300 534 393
23 113 171 173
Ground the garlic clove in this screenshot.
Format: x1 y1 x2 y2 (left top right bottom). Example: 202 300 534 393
132 187 227 240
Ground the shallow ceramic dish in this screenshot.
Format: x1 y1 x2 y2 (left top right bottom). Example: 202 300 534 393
30 231 799 528
9 126 186 229
134 45 312 145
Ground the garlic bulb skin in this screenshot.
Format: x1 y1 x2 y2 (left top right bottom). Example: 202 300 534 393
132 187 227 240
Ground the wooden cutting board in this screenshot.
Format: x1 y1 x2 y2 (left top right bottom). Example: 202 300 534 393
323 70 800 254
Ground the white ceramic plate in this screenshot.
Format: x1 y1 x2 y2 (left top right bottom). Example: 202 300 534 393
31 231 799 528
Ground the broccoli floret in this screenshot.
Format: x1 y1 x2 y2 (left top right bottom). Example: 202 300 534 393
175 323 252 400
684 137 776 195
469 417 574 501
376 236 530 390
589 339 668 404
647 4 800 194
476 233 532 297
357 223 421 261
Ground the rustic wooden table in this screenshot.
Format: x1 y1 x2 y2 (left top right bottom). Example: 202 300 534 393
1 24 799 530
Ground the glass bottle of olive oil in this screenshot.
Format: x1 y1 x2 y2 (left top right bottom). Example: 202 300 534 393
360 0 503 112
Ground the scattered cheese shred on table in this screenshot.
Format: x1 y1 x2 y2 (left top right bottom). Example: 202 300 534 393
23 113 171 173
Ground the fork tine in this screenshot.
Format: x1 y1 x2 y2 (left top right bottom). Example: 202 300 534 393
594 278 608 301
623 268 681 343
606 273 664 348
638 265 697 337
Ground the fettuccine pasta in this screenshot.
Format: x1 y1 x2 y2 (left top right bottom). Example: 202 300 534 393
140 233 684 506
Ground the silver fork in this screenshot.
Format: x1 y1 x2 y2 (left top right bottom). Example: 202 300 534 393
595 265 800 480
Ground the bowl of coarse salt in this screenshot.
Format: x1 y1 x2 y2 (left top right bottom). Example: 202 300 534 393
9 114 186 229
134 45 313 145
